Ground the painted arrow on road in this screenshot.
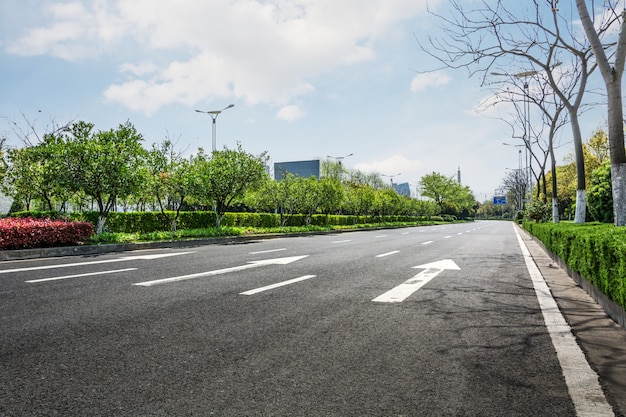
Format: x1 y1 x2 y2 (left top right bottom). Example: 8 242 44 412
133 255 309 287
372 259 460 303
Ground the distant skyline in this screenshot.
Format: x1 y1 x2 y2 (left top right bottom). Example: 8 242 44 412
0 1 609 203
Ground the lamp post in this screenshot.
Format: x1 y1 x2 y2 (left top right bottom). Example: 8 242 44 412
326 153 353 181
491 70 537 205
382 173 401 186
195 104 235 152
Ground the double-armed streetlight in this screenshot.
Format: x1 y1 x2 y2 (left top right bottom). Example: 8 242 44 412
382 173 401 186
195 104 235 152
326 153 354 181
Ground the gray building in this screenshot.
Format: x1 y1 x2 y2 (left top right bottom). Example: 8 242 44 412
274 159 320 181
393 182 411 197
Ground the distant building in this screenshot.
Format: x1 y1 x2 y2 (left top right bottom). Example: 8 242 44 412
274 159 320 181
393 182 411 197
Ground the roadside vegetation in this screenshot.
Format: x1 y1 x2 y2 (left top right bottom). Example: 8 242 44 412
0 120 478 249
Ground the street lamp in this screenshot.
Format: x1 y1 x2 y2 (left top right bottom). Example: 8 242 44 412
382 173 401 186
327 153 353 181
195 104 235 152
491 69 538 205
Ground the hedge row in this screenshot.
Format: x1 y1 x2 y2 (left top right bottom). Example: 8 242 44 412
0 217 94 250
11 211 434 233
523 221 626 311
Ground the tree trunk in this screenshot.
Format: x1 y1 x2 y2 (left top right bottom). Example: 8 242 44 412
96 215 106 235
550 143 559 224
612 163 626 226
570 113 586 224
575 190 586 224
576 0 626 225
606 74 626 225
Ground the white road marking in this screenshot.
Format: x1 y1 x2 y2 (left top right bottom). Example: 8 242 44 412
133 255 309 287
375 235 387 238
376 251 400 258
332 240 351 244
0 252 195 274
514 226 613 416
373 259 460 303
240 275 316 295
249 248 286 255
444 235 452 239
401 232 410 235
457 232 463 235
421 241 434 245
25 268 138 283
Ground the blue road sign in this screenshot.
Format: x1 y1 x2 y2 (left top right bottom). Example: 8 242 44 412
493 196 506 205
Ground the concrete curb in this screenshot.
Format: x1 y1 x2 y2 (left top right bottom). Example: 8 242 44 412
0 227 387 262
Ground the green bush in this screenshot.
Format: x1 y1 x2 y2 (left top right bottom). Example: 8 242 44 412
523 221 626 311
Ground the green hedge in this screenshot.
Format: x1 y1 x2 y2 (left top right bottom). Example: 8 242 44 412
10 211 435 233
523 221 626 311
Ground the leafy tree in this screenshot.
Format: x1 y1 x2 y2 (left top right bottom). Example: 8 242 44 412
146 140 194 231
342 183 376 217
192 143 269 227
55 121 147 234
374 188 402 216
588 161 614 223
576 1 626 226
4 147 39 211
291 176 324 225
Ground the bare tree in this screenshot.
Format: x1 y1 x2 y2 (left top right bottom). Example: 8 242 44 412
419 0 614 223
575 1 626 226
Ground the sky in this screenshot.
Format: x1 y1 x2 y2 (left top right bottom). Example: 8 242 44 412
0 0 610 202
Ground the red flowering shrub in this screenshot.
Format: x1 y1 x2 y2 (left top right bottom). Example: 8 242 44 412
0 217 95 250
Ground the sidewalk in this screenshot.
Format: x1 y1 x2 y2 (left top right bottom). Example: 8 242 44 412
517 226 626 417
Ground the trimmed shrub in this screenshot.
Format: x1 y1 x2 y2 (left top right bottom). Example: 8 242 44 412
523 221 626 311
0 217 94 249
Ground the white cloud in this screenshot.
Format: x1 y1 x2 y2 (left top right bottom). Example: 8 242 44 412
410 71 451 93
276 105 305 121
6 0 438 114
354 154 425 181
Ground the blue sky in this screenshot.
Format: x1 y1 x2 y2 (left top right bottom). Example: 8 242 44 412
0 0 608 202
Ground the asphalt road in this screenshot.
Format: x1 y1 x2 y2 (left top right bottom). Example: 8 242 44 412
0 221 623 416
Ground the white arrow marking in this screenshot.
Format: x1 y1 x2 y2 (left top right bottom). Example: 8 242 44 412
133 255 309 287
0 252 196 274
240 275 316 295
373 259 460 303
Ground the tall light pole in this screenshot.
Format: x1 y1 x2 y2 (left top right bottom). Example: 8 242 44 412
491 69 537 206
195 104 235 152
327 153 353 181
382 173 401 186
503 143 524 211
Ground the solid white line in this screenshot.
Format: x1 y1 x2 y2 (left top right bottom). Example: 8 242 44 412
240 275 316 295
332 240 351 244
514 226 613 416
0 252 195 274
249 248 286 255
376 251 400 258
134 263 260 286
25 268 138 283
421 241 434 245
